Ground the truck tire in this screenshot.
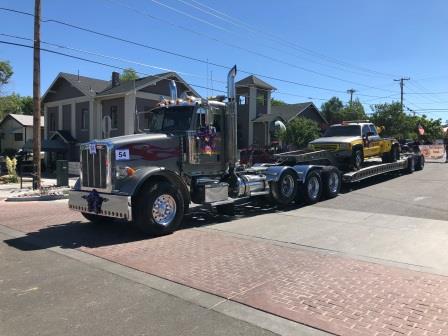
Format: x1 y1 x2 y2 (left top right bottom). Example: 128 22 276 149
81 212 115 224
271 169 298 205
134 182 184 235
415 155 425 171
382 145 399 163
297 170 322 205
351 148 363 170
322 167 341 199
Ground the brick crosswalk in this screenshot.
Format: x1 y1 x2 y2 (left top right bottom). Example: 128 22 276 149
2 201 448 336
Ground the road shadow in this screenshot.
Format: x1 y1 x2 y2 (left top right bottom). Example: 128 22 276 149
4 197 302 252
4 172 408 252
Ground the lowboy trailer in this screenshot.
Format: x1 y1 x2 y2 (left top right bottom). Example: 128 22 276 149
68 66 425 235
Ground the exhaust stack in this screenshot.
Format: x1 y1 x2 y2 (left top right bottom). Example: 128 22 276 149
169 80 177 100
226 65 238 168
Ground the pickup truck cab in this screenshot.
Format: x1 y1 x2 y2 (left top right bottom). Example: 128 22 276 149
308 122 400 170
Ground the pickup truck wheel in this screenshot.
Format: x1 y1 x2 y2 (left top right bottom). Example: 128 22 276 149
351 148 363 170
322 167 341 199
415 155 425 171
134 182 184 235
81 212 115 224
297 170 322 205
391 145 400 162
271 170 298 205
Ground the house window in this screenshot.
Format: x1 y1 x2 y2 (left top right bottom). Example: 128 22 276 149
256 94 266 106
48 112 57 131
110 106 118 130
14 133 23 141
238 96 248 105
81 108 89 130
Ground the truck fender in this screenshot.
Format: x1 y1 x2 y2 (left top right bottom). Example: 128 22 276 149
118 167 191 208
265 166 298 182
292 165 324 183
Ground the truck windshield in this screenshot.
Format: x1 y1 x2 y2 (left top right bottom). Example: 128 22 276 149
324 125 361 137
148 106 194 132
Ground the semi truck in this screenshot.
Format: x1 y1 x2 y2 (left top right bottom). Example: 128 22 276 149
68 66 424 234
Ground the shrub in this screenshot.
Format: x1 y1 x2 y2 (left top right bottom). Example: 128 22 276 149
5 156 18 183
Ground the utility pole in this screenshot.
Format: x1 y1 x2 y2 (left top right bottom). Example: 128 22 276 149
347 89 356 106
394 77 410 113
32 0 41 189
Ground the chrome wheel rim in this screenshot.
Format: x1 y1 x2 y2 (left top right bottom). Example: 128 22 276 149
328 172 339 193
307 176 320 200
152 194 177 226
281 174 295 198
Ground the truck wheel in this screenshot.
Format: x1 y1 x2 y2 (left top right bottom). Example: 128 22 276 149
134 182 184 235
297 170 322 205
271 169 298 205
351 148 363 170
322 167 341 199
81 212 115 224
415 155 425 171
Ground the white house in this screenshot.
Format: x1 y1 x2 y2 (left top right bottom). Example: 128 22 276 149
0 114 44 153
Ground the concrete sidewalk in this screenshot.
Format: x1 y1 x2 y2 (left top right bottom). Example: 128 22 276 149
0 177 77 200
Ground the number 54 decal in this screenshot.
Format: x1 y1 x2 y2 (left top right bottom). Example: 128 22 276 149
115 149 130 160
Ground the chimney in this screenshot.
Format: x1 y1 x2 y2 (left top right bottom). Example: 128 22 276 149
111 71 120 87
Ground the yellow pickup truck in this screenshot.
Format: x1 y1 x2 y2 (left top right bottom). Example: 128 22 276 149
308 122 400 170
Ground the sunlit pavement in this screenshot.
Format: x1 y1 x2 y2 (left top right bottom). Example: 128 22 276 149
1 163 447 336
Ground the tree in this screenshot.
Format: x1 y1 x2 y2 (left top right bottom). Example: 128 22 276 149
280 117 320 149
120 68 138 82
370 102 444 142
339 99 367 122
321 97 344 124
0 61 13 89
271 98 287 106
0 94 33 120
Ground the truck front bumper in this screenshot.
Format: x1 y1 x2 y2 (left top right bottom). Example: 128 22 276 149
68 190 132 221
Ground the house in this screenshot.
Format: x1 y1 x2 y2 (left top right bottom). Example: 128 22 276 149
0 114 44 154
42 71 199 166
235 75 327 148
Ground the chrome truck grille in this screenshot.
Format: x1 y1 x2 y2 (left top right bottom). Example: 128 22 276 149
80 143 111 191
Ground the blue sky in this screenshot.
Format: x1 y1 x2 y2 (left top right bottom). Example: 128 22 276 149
1 0 448 121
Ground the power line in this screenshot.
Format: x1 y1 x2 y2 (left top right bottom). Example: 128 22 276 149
177 0 398 79
140 0 396 92
0 40 227 94
0 6 392 98
0 7 405 100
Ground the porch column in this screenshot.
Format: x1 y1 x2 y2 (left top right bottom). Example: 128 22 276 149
248 86 257 146
70 102 76 139
124 92 136 135
89 100 94 140
58 105 63 130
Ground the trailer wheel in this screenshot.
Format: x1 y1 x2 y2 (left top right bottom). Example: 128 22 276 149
415 155 425 171
351 148 363 170
271 169 298 205
322 167 341 199
81 212 115 224
134 182 184 235
297 170 323 205
406 156 415 173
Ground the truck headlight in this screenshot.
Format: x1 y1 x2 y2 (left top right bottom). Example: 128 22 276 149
339 143 350 150
116 166 136 179
308 143 314 150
